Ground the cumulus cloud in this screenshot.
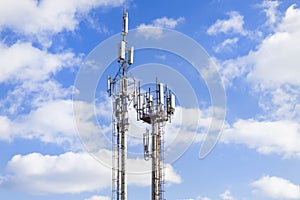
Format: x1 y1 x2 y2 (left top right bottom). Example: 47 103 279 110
219 4 300 88
0 151 181 194
252 176 300 199
247 5 300 87
137 17 185 39
0 151 111 194
217 4 300 124
0 100 79 146
0 41 79 83
221 119 300 158
0 0 124 36
0 97 111 151
18 100 77 144
207 11 247 36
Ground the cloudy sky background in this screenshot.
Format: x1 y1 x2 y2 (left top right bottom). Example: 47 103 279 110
0 0 300 200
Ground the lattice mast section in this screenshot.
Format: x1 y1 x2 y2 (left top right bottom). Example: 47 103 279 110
107 6 135 200
134 80 175 200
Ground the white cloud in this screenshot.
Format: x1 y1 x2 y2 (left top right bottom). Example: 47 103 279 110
0 116 12 141
252 176 300 199
207 11 247 36
84 195 110 200
165 164 182 184
214 37 239 53
1 80 74 115
1 151 111 194
259 0 280 26
19 100 76 143
247 26 300 87
220 5 300 88
0 0 124 36
0 97 108 151
0 41 79 83
222 119 300 158
0 151 181 194
137 17 185 39
85 14 110 34
220 190 235 200
217 5 300 123
0 100 80 147
258 85 299 120
152 17 185 29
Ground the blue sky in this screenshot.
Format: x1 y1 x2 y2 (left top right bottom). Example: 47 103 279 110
1 0 300 200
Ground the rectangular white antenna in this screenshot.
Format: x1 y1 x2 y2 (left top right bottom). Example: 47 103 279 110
159 83 164 105
123 12 128 34
118 41 126 61
170 93 175 110
107 76 111 95
139 94 143 109
128 46 134 65
133 89 137 108
149 94 153 103
143 128 150 160
138 83 142 110
143 94 147 106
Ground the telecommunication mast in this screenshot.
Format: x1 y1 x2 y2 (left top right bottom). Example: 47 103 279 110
107 6 175 200
107 6 135 200
134 80 176 200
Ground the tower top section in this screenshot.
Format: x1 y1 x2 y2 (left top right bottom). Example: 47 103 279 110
116 6 134 71
122 6 128 37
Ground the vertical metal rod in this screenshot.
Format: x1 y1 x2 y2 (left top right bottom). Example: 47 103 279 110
152 121 161 200
121 73 128 200
112 7 129 200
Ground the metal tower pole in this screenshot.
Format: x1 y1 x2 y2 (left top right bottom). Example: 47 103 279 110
152 120 161 200
109 7 133 200
120 64 128 200
135 81 175 200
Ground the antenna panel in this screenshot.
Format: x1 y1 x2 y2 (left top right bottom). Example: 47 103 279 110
159 83 164 105
107 76 111 95
123 12 128 34
118 41 126 61
170 93 175 110
138 92 142 110
149 94 153 103
128 46 134 65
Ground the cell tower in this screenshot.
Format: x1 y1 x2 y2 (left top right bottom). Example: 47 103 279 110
107 6 134 200
134 80 176 200
107 6 175 200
